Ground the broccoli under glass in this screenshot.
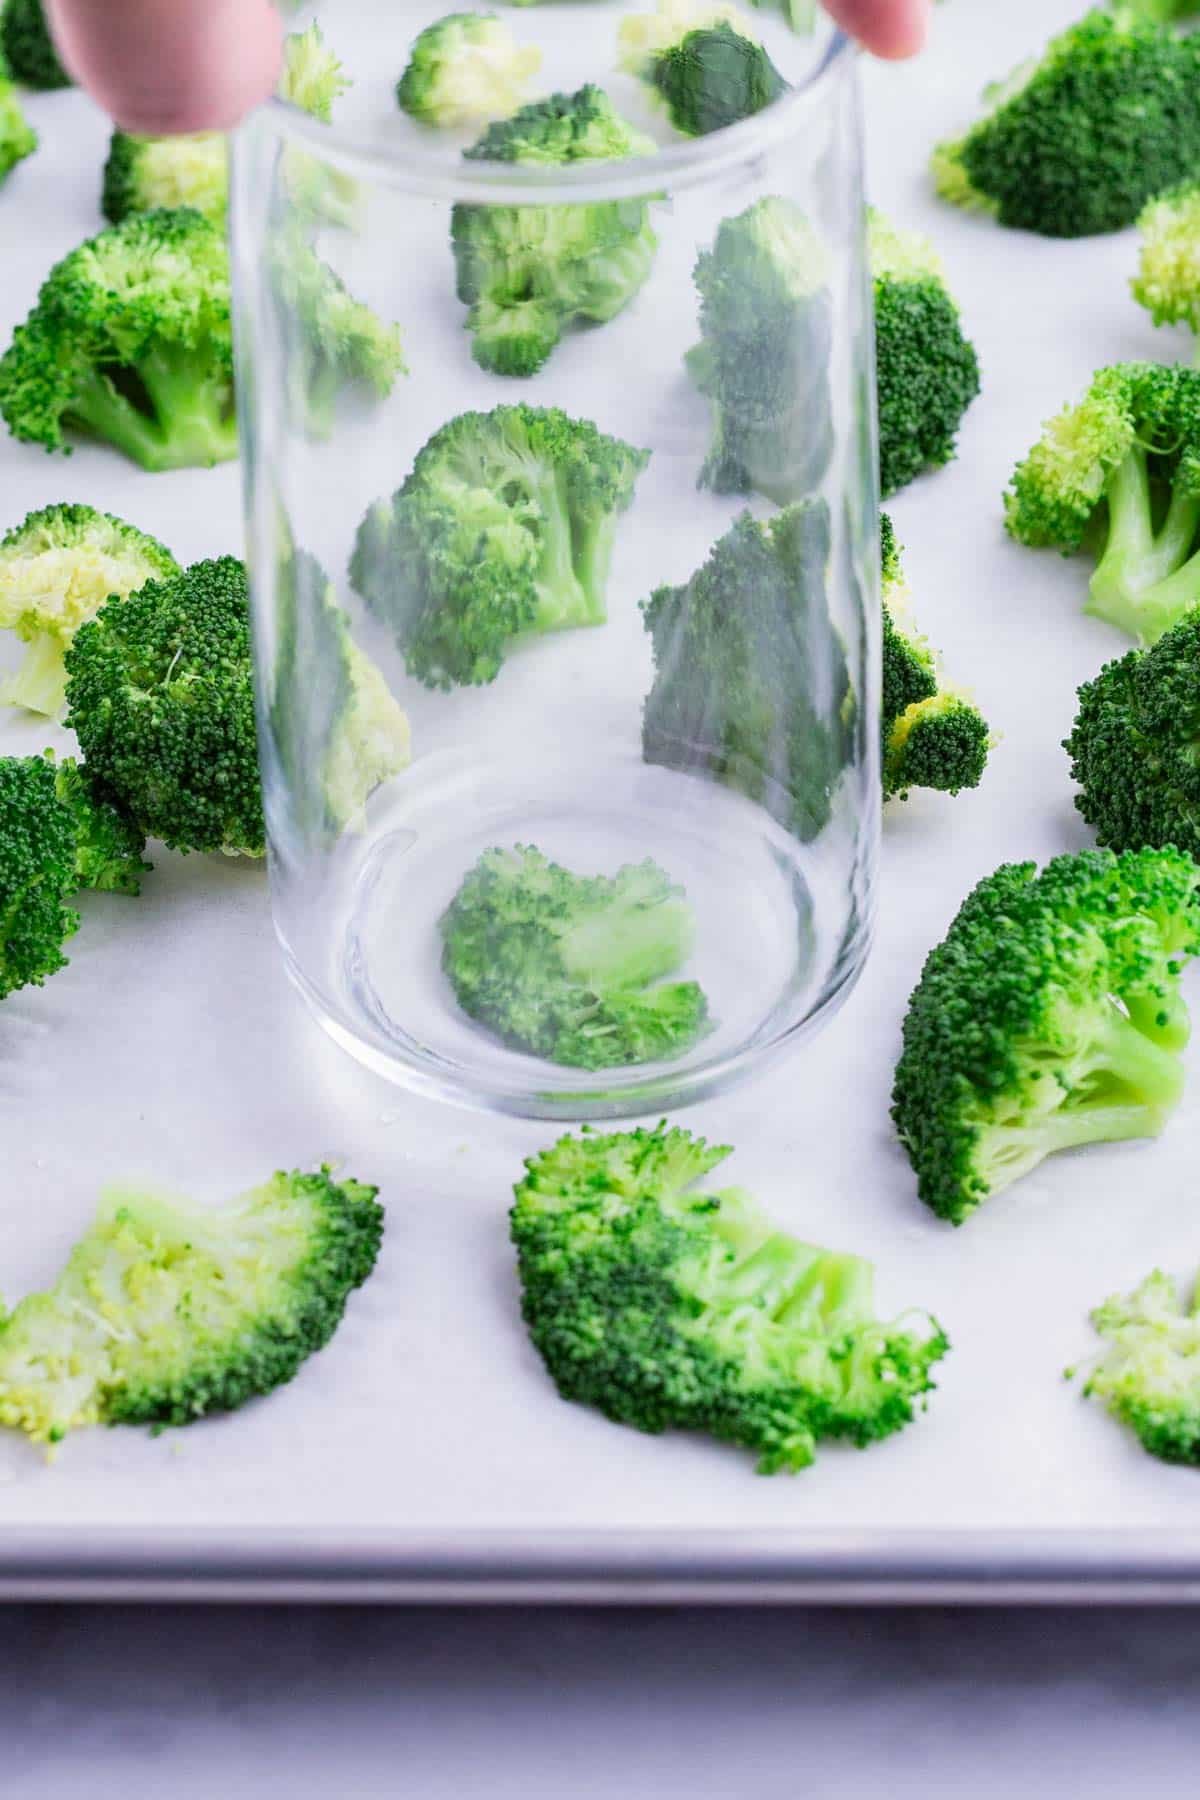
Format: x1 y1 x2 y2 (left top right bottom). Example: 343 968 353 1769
231 1 879 1118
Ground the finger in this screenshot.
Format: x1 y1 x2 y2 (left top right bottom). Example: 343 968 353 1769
823 0 930 60
45 0 284 134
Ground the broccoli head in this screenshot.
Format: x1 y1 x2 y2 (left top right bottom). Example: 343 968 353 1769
932 9 1200 237
102 132 228 228
278 21 350 122
65 555 264 857
880 513 989 802
1065 605 1200 859
629 18 788 138
0 54 35 182
1123 0 1200 19
892 846 1200 1225
397 12 542 128
269 232 405 440
0 0 67 88
1076 1266 1200 1465
451 86 658 377
641 502 853 843
0 503 179 718
0 1167 383 1444
686 195 832 505
1133 182 1200 339
512 1123 948 1472
350 403 648 690
440 847 710 1069
1007 363 1200 645
868 209 980 499
0 208 236 472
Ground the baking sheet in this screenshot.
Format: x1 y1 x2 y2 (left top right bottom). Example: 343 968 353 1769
1 0 1197 1600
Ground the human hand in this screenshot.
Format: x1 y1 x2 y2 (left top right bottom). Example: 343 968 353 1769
824 0 930 59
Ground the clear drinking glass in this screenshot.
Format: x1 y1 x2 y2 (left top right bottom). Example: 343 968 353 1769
230 3 880 1119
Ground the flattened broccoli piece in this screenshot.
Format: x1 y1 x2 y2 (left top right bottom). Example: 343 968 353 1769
278 21 350 122
932 9 1200 237
269 232 405 440
623 12 788 138
641 502 853 843
0 503 178 717
397 12 541 128
0 0 67 88
0 52 35 182
868 209 980 499
1076 1267 1200 1464
350 403 648 690
451 86 658 377
102 132 227 228
687 195 832 504
1006 363 1200 646
65 556 263 857
441 847 709 1069
892 847 1200 1225
512 1123 948 1472
0 1168 383 1444
1133 182 1200 339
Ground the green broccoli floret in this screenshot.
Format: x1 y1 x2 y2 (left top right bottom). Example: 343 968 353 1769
397 12 541 128
101 132 227 228
0 51 35 182
51 756 148 896
0 0 67 88
64 556 264 857
270 547 411 847
1133 182 1200 339
880 513 989 802
0 208 236 472
892 846 1200 1226
512 1123 948 1472
451 86 658 377
1075 1266 1200 1464
932 9 1200 238
0 503 178 718
641 502 853 843
441 847 710 1069
869 209 980 500
350 404 648 690
1006 363 1200 646
269 232 405 440
1065 606 1200 859
1122 0 1200 19
630 19 788 137
686 195 832 504
0 1167 383 1444
278 21 350 122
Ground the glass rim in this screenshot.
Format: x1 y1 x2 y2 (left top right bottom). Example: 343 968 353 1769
256 28 853 203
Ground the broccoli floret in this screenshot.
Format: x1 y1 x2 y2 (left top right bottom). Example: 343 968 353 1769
1065 606 1200 859
270 548 411 847
1123 0 1200 19
451 86 658 376
628 18 788 137
278 21 350 122
892 847 1200 1226
397 12 541 129
0 1167 383 1444
932 9 1200 238
441 847 710 1069
869 209 980 500
101 132 227 228
1075 1267 1200 1464
641 502 853 843
880 513 989 802
1133 182 1200 338
269 232 405 440
512 1123 948 1472
686 195 832 505
0 0 67 88
1006 363 1200 646
617 0 749 68
0 503 178 718
0 54 35 182
350 404 648 690
64 556 263 857
51 756 148 896
0 208 236 472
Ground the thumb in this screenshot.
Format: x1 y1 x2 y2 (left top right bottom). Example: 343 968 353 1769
44 0 284 134
823 0 930 59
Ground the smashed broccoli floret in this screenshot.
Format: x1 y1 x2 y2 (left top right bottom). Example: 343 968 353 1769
892 847 1200 1226
869 209 980 499
641 502 853 843
0 208 236 472
451 86 658 376
686 195 831 504
1065 605 1200 859
269 232 405 440
1075 1266 1200 1464
880 514 989 802
0 1167 383 1444
101 132 227 228
1133 182 1200 339
0 0 67 88
625 15 788 137
441 847 710 1069
270 548 411 847
512 1123 948 1472
65 556 264 857
350 404 648 690
278 21 350 122
932 8 1200 237
397 12 541 128
1006 363 1200 646
0 503 178 717
0 48 35 182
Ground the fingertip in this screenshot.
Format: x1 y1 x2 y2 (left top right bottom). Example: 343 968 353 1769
825 0 931 61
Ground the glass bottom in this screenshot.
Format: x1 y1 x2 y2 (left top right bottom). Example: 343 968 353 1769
272 748 873 1120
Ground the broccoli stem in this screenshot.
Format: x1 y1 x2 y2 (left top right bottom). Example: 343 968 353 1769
0 631 67 716
1091 449 1200 642
68 356 237 473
